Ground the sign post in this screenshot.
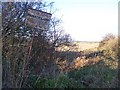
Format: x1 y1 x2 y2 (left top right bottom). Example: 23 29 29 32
25 9 52 70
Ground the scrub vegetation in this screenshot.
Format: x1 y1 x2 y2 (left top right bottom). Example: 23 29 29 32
2 2 118 89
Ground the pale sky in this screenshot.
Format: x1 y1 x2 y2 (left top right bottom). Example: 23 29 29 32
46 0 118 41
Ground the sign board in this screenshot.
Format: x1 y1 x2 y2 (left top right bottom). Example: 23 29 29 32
25 9 52 30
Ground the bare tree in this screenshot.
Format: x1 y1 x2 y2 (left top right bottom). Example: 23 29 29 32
2 2 73 88
2 2 52 88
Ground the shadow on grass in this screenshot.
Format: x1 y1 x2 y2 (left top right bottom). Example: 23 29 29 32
27 59 118 88
67 60 118 88
55 51 80 62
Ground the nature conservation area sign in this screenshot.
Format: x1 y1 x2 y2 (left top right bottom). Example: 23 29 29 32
26 8 52 30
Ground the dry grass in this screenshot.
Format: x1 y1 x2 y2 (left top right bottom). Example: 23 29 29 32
56 41 99 52
73 41 99 51
74 56 100 69
56 55 103 72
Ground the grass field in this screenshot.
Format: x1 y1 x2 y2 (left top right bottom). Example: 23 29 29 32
57 41 99 51
73 41 99 51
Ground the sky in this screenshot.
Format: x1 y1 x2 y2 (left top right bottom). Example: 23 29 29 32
45 0 118 41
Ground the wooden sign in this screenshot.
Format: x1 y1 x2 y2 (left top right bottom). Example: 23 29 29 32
26 8 52 30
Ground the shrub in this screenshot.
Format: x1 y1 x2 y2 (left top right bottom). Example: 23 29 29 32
98 34 118 60
67 60 118 88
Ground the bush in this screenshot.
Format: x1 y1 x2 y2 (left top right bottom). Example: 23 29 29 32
67 60 118 88
98 34 118 60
